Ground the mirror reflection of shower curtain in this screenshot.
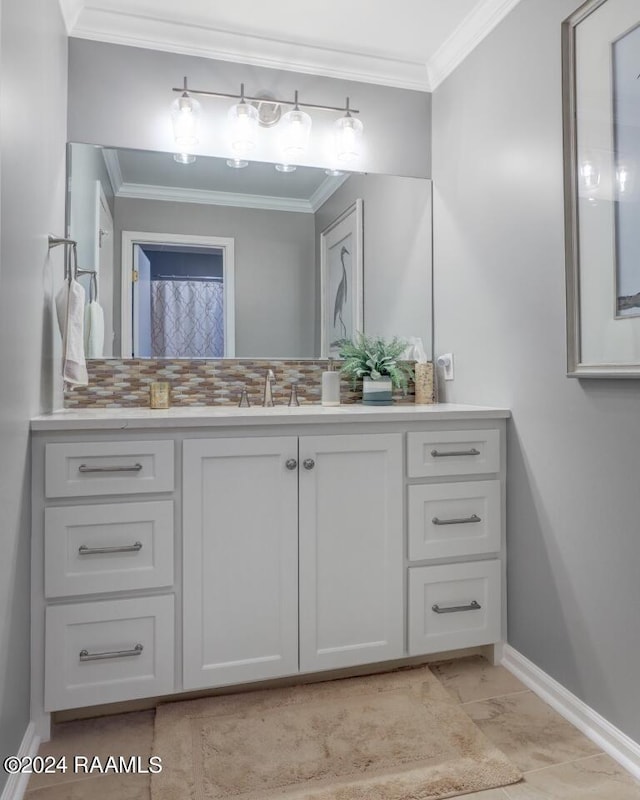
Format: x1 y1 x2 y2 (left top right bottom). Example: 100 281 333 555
151 279 224 358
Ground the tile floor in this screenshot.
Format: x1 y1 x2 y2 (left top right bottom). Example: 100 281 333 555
24 655 640 799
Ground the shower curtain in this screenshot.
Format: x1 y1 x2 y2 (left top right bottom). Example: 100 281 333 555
151 279 224 358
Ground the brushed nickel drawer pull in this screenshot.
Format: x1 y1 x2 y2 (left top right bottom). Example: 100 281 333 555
430 448 480 458
78 541 143 556
432 514 482 526
78 463 143 473
432 600 481 614
79 643 144 662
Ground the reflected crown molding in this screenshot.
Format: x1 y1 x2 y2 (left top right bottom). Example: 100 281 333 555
66 0 523 92
100 147 349 213
102 148 123 194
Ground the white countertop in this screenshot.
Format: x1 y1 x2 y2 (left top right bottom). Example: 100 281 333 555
31 403 510 431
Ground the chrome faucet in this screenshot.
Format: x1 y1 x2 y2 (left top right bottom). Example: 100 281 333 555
263 369 276 406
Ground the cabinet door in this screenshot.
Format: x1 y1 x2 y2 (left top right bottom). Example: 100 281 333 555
183 437 299 690
299 433 403 672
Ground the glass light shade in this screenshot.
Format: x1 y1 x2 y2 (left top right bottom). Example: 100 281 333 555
170 93 202 147
226 158 249 169
275 163 296 173
279 108 312 161
173 153 196 165
616 164 630 194
334 114 363 165
580 160 600 191
228 102 259 158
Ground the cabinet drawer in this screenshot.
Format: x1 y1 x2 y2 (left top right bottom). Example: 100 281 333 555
408 481 500 561
407 430 499 478
408 561 501 654
45 595 174 711
45 441 174 498
44 501 174 598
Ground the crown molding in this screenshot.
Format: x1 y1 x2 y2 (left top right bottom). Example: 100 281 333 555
309 173 350 213
70 6 431 91
69 0 522 92
427 0 524 90
57 0 84 33
115 182 318 213
101 149 123 195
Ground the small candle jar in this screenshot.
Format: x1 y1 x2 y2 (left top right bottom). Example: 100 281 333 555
150 381 170 409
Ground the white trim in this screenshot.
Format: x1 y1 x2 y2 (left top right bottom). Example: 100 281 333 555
67 0 523 91
116 182 317 214
94 181 113 275
428 0 524 90
319 198 363 358
502 644 640 781
309 173 350 213
120 231 235 358
101 149 123 195
70 7 430 91
0 722 40 800
57 0 83 34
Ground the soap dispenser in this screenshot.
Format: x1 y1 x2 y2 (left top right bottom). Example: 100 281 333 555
321 359 340 406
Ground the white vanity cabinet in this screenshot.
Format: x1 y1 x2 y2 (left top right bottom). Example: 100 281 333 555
406 429 504 656
34 439 176 716
298 433 403 672
31 404 508 740
182 433 404 689
182 437 300 689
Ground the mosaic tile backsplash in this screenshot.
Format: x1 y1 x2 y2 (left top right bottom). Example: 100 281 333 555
64 359 435 408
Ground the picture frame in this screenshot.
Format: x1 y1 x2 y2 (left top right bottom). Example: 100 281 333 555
563 0 640 377
320 199 364 358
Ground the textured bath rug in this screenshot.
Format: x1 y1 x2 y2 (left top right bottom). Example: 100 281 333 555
151 666 521 800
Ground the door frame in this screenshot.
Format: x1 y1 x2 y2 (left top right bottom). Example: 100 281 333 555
95 183 114 356
120 231 235 357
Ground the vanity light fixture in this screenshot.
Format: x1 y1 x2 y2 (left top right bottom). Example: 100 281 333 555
226 158 249 169
170 78 202 147
228 84 259 160
279 91 312 162
333 99 364 166
170 77 363 169
173 153 196 165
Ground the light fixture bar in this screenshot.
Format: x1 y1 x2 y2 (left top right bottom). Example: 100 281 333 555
171 79 360 116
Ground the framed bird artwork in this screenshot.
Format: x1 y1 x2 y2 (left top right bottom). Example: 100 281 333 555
320 198 363 358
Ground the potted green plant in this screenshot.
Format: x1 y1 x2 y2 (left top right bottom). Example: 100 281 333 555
337 333 414 405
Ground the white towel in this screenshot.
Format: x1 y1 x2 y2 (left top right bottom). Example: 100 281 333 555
55 279 88 387
84 300 105 359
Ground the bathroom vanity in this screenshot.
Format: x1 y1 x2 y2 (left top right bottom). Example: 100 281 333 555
30 404 508 739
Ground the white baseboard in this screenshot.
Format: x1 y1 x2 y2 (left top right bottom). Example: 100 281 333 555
502 644 640 781
1 722 40 800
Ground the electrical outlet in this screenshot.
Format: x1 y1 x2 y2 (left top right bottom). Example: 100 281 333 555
436 353 454 381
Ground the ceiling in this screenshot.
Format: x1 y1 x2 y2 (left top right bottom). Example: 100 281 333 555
94 145 352 214
59 0 522 91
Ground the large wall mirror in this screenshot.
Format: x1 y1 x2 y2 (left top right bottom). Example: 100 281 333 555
67 143 433 360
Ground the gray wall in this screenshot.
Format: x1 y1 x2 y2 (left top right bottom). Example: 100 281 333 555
68 142 114 268
433 0 640 742
0 0 67 786
67 39 431 178
315 174 432 355
114 197 316 357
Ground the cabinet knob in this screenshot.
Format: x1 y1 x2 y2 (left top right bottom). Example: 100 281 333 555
285 458 298 470
303 458 315 470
